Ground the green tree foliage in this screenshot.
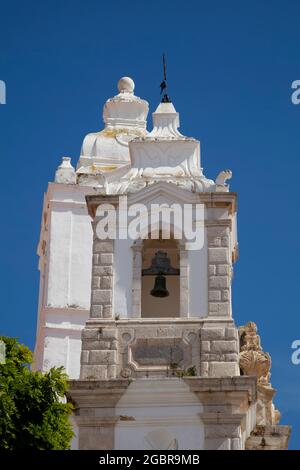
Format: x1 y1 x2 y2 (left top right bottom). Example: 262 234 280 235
0 337 73 449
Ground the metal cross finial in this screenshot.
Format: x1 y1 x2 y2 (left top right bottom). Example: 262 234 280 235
160 53 171 103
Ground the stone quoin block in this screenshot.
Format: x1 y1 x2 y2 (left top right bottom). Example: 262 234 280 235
208 247 229 264
100 276 113 289
208 302 230 315
217 264 229 275
93 266 113 276
210 340 238 354
208 290 222 301
92 289 112 304
100 253 113 265
90 305 103 317
94 240 114 253
209 276 230 289
222 289 230 301
102 305 112 318
201 328 225 341
225 328 238 341
221 236 230 247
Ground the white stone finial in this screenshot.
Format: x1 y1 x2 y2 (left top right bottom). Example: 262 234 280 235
148 101 183 138
118 77 135 94
55 157 76 184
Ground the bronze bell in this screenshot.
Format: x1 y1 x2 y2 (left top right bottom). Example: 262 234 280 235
150 274 169 298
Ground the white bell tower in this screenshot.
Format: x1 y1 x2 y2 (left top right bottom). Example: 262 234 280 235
35 75 290 450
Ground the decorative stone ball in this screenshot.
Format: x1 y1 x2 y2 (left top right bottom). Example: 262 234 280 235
118 76 135 94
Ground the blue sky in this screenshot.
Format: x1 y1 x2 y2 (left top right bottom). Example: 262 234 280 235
0 0 299 449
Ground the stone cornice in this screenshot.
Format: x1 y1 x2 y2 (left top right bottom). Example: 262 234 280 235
68 376 257 409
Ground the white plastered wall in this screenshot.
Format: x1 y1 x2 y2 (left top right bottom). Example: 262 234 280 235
34 183 93 378
114 378 205 450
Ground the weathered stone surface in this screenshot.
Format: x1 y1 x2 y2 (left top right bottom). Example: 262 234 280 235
102 328 118 340
209 276 229 289
217 264 229 275
135 327 158 338
208 302 230 315
205 425 240 439
81 351 89 364
89 350 117 365
100 253 113 265
82 329 100 340
226 327 238 340
208 290 221 301
111 340 118 350
201 341 211 353
100 276 112 289
222 289 230 301
221 236 229 247
208 264 216 275
209 362 239 377
103 305 112 317
92 276 100 289
92 289 112 304
93 266 113 276
245 425 291 450
131 338 184 366
94 241 114 253
200 361 209 376
208 247 229 263
92 254 99 265
107 365 117 379
90 305 103 317
82 340 110 350
211 340 238 354
201 328 225 341
80 365 107 380
225 353 239 362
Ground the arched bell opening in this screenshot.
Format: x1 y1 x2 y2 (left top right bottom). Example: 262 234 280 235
141 236 180 318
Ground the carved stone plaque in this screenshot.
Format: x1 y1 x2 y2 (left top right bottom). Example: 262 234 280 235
130 338 184 368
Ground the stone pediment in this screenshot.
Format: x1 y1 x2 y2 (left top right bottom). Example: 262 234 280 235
86 181 237 218
127 181 203 205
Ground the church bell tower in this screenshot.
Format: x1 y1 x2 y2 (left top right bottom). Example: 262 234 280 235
35 74 290 450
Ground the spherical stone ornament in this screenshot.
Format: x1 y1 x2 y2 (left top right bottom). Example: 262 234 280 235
118 76 135 94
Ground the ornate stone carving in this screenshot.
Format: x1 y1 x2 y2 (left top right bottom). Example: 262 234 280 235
75 78 230 194
239 322 280 426
215 169 232 189
239 322 271 384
